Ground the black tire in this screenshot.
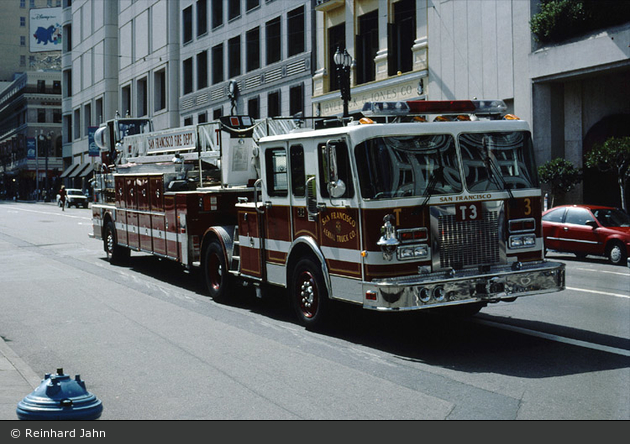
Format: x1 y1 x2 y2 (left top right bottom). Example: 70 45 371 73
203 239 231 303
290 257 329 329
606 241 627 265
104 220 130 264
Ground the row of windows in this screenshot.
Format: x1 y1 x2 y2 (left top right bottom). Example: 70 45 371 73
182 5 305 95
20 0 61 8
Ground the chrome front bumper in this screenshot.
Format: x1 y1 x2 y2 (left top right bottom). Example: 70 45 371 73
363 260 565 311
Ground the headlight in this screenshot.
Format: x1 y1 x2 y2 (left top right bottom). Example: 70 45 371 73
509 234 536 249
397 244 429 260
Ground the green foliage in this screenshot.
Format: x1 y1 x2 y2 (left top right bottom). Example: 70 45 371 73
530 0 630 44
584 136 630 210
538 158 582 203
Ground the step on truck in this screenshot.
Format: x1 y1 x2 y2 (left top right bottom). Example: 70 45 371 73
90 100 565 329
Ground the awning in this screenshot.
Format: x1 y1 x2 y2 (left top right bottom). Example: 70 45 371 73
69 163 90 178
59 164 79 178
79 163 94 177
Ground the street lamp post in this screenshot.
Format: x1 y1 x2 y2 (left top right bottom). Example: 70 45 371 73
333 47 352 118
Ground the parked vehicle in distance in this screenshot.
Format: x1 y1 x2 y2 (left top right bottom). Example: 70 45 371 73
542 204 630 265
57 188 89 208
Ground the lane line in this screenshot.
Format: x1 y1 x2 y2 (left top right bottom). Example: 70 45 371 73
475 319 630 357
566 286 630 300
575 267 629 277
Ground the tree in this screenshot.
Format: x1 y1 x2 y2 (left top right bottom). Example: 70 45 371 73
584 136 630 212
538 158 582 207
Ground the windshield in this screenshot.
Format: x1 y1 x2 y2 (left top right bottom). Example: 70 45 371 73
117 119 152 139
459 131 538 191
354 134 462 200
67 190 84 196
592 208 630 227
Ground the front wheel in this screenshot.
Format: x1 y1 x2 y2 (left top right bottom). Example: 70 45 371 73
203 239 231 303
607 241 627 265
290 258 329 329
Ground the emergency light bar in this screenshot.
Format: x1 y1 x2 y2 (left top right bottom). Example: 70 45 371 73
362 100 508 117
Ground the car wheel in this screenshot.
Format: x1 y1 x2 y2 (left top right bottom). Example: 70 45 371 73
203 239 231 303
104 221 130 264
606 241 627 265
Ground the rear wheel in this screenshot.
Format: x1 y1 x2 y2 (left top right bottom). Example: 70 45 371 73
290 257 329 329
104 221 129 264
203 239 231 303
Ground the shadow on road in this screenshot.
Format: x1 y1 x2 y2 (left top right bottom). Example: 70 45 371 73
116 254 630 380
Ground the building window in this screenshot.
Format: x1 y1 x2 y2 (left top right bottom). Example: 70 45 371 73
38 109 46 123
20 17 26 27
246 0 259 12
246 27 260 72
388 0 415 76
84 103 91 135
183 6 193 44
53 109 62 123
212 43 224 84
63 114 72 144
197 50 208 89
212 0 223 29
228 0 240 21
183 57 193 94
287 6 304 57
356 10 378 85
20 36 26 46
228 36 241 78
268 90 280 117
63 69 72 97
37 80 46 92
328 23 345 92
63 24 71 52
198 112 207 123
154 69 166 112
197 0 207 37
121 85 131 116
20 55 26 66
266 148 288 197
266 17 281 65
289 84 303 117
73 108 81 139
213 107 222 119
184 116 193 126
137 78 147 117
248 96 259 119
53 80 61 94
95 98 103 124
20 0 25 8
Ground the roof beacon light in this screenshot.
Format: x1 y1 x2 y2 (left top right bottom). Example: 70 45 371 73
362 99 508 117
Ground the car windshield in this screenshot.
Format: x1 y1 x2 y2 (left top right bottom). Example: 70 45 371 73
592 208 630 227
354 134 462 199
68 190 84 196
459 131 538 191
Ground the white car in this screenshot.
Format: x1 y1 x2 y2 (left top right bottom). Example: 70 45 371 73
57 188 89 208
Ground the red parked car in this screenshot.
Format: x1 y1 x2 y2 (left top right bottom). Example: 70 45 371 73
542 204 630 265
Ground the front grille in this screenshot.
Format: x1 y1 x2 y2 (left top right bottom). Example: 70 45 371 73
438 211 500 269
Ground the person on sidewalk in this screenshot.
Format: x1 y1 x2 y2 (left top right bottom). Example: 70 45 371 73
58 185 67 211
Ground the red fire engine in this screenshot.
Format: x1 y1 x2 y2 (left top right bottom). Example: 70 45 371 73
90 100 565 329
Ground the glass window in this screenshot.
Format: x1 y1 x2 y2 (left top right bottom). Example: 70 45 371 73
228 0 240 21
287 6 304 57
183 57 193 94
266 17 281 65
246 27 260 72
248 96 259 119
459 131 538 192
319 142 354 199
592 208 630 227
137 78 147 116
542 207 566 223
212 0 223 29
197 0 207 36
268 90 280 117
328 23 345 92
289 84 303 117
211 43 224 84
356 11 378 84
355 135 461 200
565 208 595 226
197 50 208 89
228 36 241 78
290 145 305 197
154 69 166 112
266 148 287 197
388 0 415 76
182 6 193 43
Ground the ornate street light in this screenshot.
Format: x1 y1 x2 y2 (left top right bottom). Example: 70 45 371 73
333 47 352 117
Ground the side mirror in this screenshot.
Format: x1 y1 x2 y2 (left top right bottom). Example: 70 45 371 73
306 176 318 221
585 220 598 229
325 140 346 198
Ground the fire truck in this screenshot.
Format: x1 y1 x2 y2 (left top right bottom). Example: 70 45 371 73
90 100 565 329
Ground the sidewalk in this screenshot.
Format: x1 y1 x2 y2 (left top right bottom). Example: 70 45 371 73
0 336 42 420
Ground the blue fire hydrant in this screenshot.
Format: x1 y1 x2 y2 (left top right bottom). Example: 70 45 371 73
16 368 103 420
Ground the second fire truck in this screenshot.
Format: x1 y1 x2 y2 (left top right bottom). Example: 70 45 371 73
91 100 565 329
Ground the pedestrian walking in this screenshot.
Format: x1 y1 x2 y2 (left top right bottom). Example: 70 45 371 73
59 185 67 211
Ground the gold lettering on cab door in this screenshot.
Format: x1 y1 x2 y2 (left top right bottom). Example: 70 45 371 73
321 211 357 243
